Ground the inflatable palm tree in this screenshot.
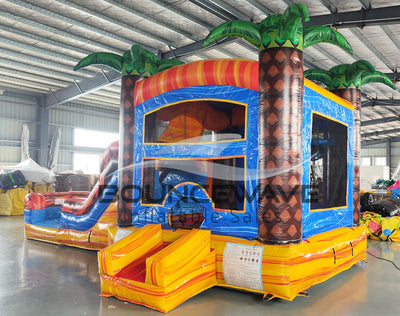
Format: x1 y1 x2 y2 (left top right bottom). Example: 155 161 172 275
203 3 353 243
74 45 183 226
305 60 396 226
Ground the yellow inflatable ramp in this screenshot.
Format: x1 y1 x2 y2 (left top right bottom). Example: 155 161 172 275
98 224 217 313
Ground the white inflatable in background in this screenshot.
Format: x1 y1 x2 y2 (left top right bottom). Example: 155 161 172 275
2 158 56 184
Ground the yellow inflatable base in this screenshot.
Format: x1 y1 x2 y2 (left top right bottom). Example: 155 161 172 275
24 202 117 250
99 224 366 312
0 187 30 216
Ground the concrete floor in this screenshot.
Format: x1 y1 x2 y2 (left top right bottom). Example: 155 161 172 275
1 216 400 316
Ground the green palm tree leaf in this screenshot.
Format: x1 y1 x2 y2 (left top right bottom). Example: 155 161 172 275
259 15 281 47
328 64 353 88
156 59 184 73
349 60 375 74
122 49 132 62
304 69 333 88
329 64 350 77
203 20 261 48
121 49 134 74
282 3 309 24
361 71 396 90
130 44 142 61
303 26 354 55
141 48 159 76
260 14 282 31
280 16 302 42
142 49 158 65
73 52 123 72
347 60 375 82
132 45 148 74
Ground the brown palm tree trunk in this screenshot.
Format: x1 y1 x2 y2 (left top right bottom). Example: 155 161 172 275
117 75 141 226
331 88 361 226
258 47 303 244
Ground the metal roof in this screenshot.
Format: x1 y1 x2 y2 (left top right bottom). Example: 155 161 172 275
1 0 400 144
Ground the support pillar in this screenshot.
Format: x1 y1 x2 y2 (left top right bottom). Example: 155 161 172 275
387 139 392 176
37 107 49 167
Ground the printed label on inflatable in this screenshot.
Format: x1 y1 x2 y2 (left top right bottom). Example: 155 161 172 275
223 242 264 291
114 229 134 242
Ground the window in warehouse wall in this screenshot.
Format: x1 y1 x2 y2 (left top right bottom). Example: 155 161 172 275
73 129 118 174
374 157 387 166
361 157 371 166
74 129 118 148
73 153 101 174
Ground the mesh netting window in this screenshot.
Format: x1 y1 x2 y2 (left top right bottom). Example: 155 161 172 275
144 100 245 144
310 114 348 210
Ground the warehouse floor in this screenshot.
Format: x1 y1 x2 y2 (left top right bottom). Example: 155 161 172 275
1 216 399 316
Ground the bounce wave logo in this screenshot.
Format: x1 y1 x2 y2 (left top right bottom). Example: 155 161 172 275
98 183 321 204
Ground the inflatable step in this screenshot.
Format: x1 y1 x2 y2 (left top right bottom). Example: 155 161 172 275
98 224 216 312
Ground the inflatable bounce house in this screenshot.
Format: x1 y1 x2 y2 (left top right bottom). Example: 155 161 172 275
24 141 118 249
24 4 368 313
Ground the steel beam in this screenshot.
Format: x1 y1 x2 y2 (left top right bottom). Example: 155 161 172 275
187 0 246 21
304 5 400 28
361 116 400 126
362 98 400 107
362 136 400 146
165 6 400 60
39 70 121 109
362 128 400 138
160 37 237 59
385 72 400 82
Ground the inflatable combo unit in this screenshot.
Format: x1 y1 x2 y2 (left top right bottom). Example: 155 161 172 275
95 58 366 312
24 4 368 313
24 141 119 249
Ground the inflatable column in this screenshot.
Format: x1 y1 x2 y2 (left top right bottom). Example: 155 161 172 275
118 74 142 226
201 3 354 243
331 88 361 226
257 46 303 244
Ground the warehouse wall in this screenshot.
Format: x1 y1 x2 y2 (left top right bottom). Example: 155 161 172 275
0 91 119 173
0 92 38 165
361 143 386 157
48 103 119 172
392 142 400 177
361 141 400 178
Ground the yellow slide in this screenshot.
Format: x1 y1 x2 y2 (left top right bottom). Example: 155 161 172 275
98 224 217 313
